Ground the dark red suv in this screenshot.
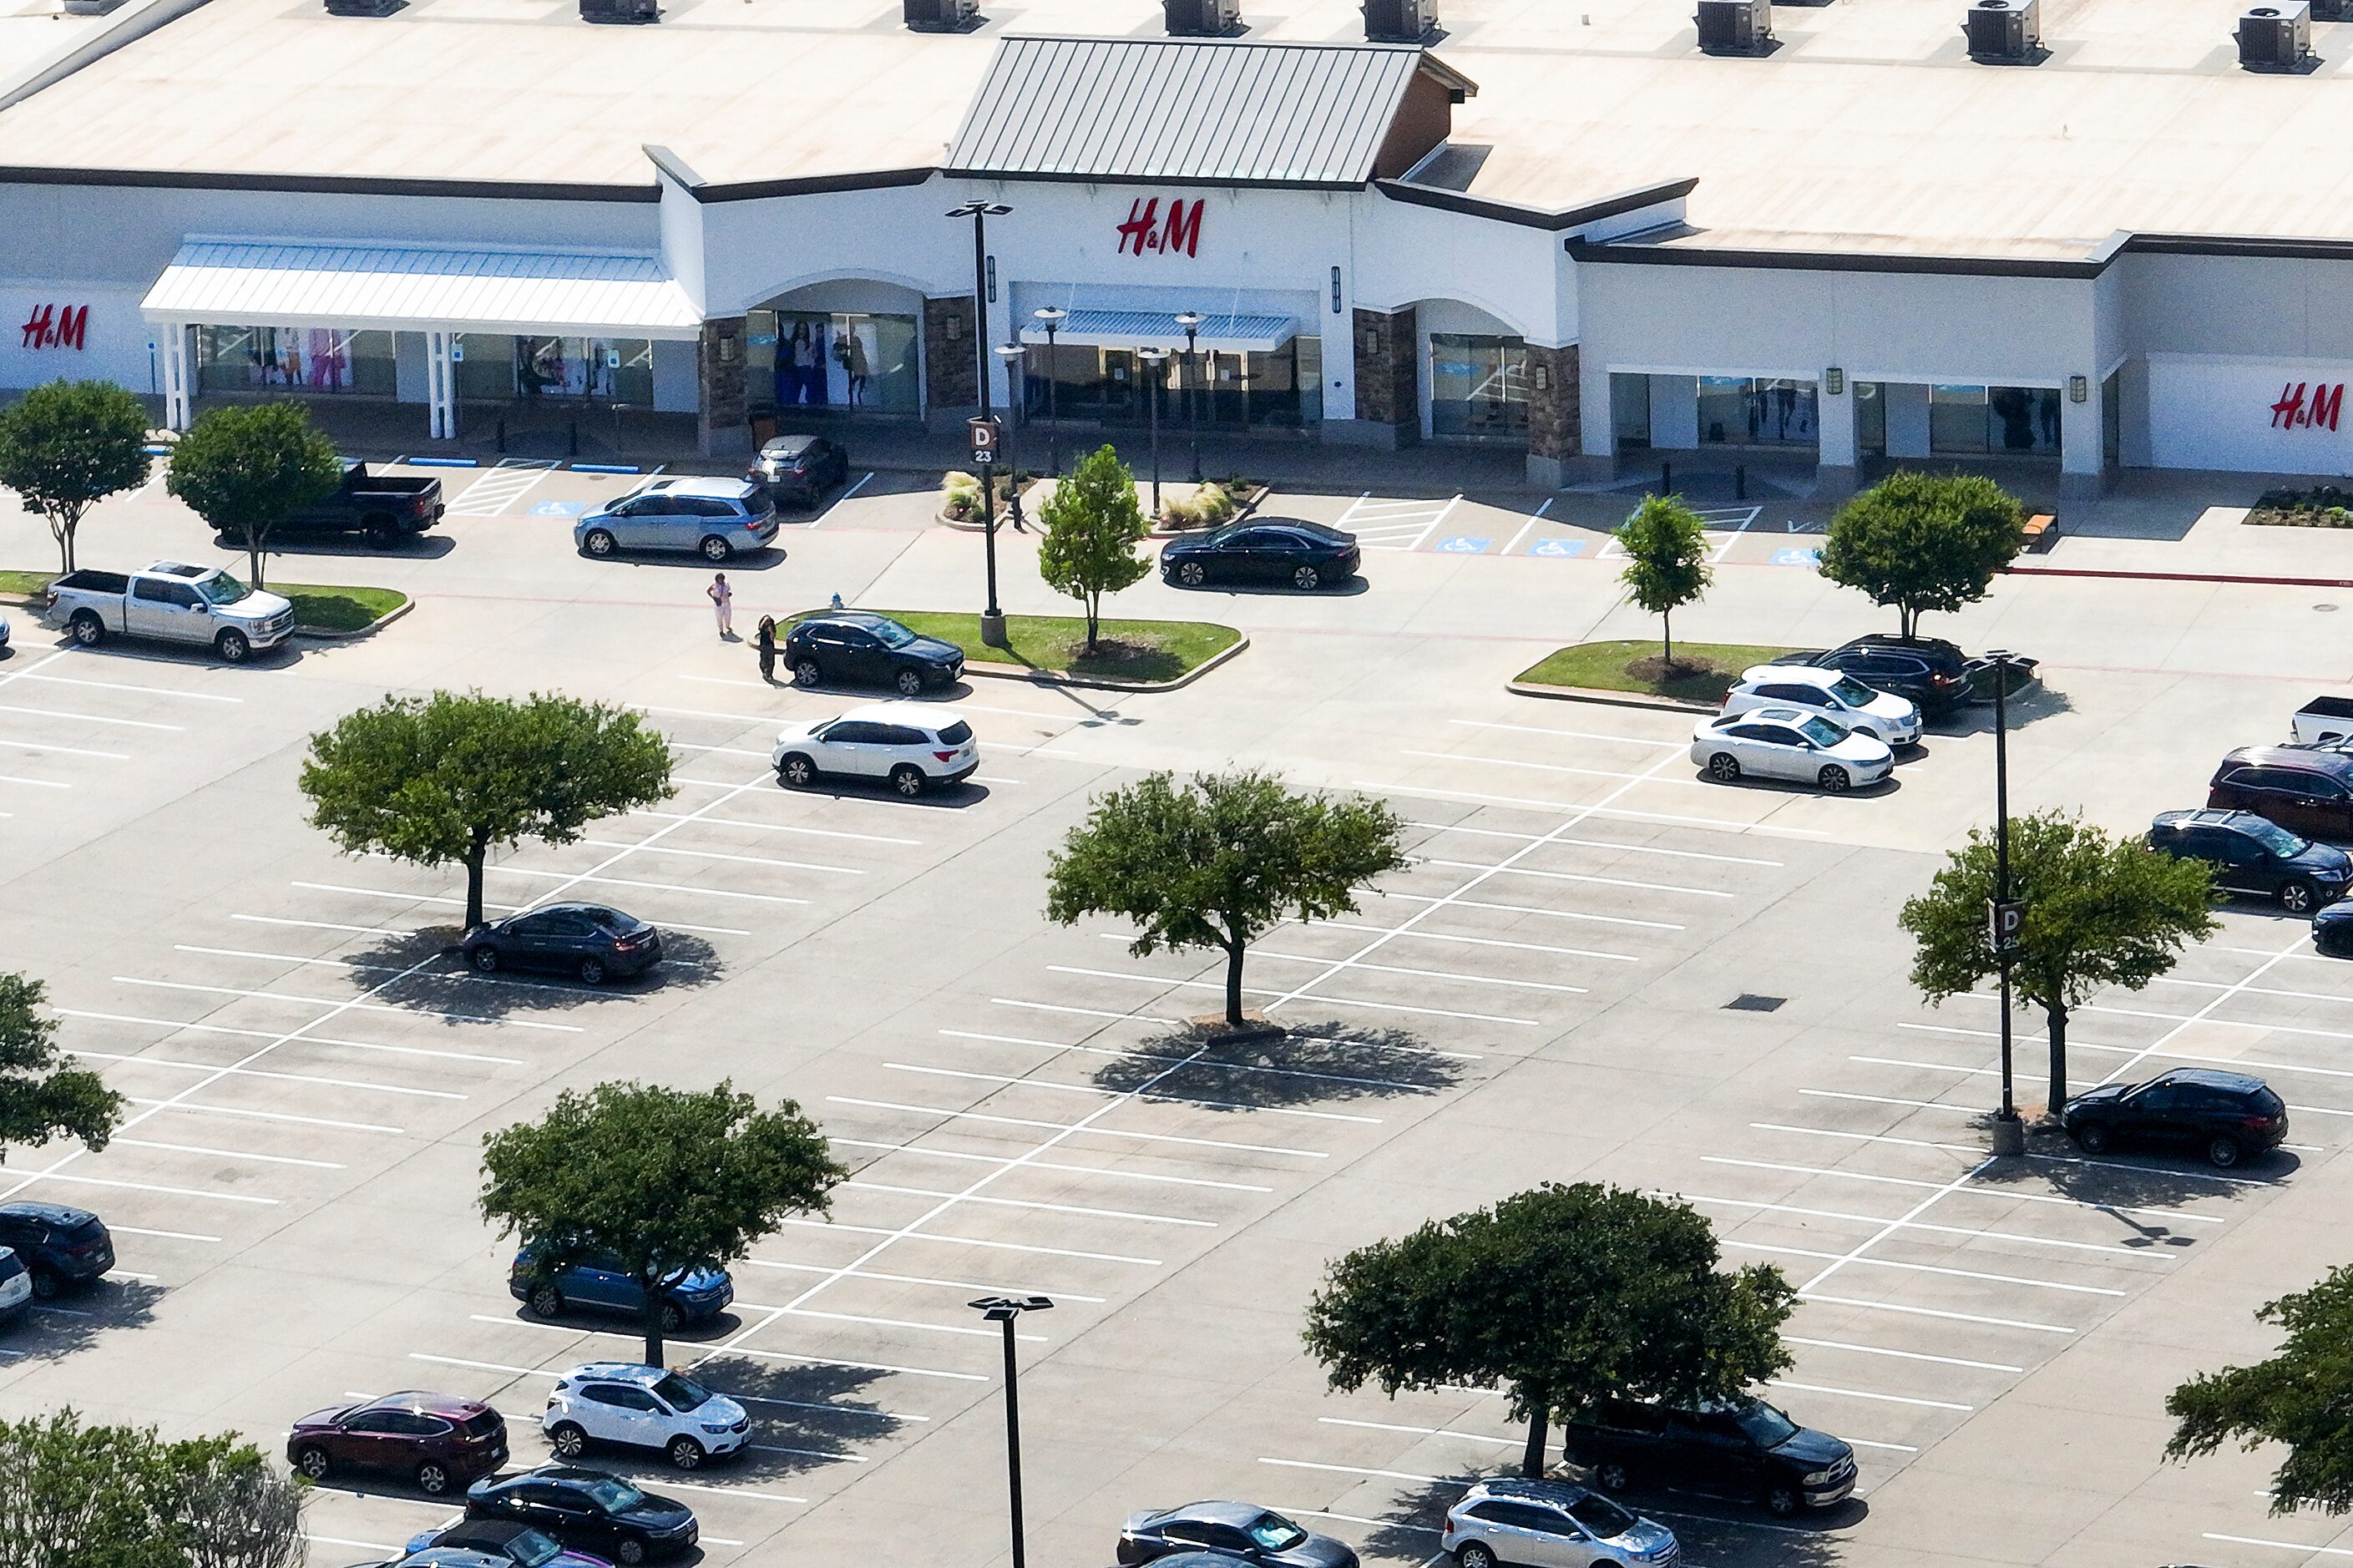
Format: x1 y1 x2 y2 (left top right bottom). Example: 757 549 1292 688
287 1391 508 1495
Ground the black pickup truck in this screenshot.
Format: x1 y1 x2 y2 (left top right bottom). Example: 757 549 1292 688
266 462 445 549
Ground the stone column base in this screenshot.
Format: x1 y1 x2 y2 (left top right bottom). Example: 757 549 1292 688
1526 453 1571 491
1321 418 1412 450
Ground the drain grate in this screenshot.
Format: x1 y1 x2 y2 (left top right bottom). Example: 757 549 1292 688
1724 994 1787 1013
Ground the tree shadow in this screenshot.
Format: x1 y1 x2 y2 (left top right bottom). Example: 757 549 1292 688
684 1355 915 1477
1971 1117 2290 1233
249 534 457 562
1926 682 2075 736
317 925 726 1027
1083 1019 1466 1110
3 1277 160 1361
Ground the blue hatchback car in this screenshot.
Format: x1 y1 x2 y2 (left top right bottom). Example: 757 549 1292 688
510 1246 734 1332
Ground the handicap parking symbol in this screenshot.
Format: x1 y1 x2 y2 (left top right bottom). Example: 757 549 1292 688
1435 535 1490 554
1528 538 1585 558
1774 547 1822 567
530 500 591 518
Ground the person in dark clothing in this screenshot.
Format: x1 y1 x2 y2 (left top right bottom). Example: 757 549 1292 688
755 615 778 683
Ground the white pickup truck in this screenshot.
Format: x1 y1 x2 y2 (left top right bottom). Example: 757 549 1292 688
2291 696 2353 747
41 561 295 663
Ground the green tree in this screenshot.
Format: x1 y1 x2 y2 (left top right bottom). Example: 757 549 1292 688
1304 1184 1796 1483
0 380 152 574
2168 1264 2353 1514
1614 495 1713 668
480 1080 847 1372
1046 771 1407 1028
1900 809 2218 1113
1819 470 2026 639
0 1409 303 1568
0 973 124 1163
299 690 675 929
162 402 340 589
1037 444 1151 650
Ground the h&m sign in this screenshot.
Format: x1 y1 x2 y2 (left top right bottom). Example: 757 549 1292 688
19 304 87 350
1116 198 1205 259
2273 380 2346 432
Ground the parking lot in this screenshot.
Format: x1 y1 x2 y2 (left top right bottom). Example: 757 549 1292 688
3 462 2353 1568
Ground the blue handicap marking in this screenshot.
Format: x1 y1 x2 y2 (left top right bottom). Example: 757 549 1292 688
1528 538 1585 558
531 500 591 518
1774 547 1822 567
1435 535 1491 554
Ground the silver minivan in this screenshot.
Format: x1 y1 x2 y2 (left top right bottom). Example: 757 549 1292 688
575 477 780 561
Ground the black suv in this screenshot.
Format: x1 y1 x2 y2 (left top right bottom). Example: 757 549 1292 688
746 434 850 509
1774 634 1972 714
2062 1068 2287 1169
0 1202 113 1298
783 613 964 695
2209 746 2353 841
1562 1397 1855 1517
2147 808 2352 914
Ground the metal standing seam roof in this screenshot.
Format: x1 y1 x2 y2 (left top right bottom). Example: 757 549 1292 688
139 241 705 338
944 36 1459 188
1018 308 1296 353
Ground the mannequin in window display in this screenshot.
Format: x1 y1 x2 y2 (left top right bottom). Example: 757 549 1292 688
807 321 831 406
843 327 870 407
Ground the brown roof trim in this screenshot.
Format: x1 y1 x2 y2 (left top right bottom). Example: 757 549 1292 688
2124 231 2353 262
692 166 939 204
1376 176 1698 232
0 164 656 202
1565 237 2108 279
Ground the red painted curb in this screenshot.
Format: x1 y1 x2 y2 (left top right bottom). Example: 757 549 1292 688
2004 564 2353 589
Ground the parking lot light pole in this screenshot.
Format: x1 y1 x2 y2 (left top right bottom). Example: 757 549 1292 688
949 200 1012 645
1033 306 1065 475
995 341 1029 533
1988 649 2027 1156
971 1295 1054 1568
1139 346 1170 521
1175 311 1204 483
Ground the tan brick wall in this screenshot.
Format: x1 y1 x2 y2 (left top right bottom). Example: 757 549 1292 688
1352 306 1419 435
1526 342 1581 462
925 295 979 411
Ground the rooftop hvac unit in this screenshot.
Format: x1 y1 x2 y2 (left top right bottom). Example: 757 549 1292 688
1166 0 1242 33
1963 0 2040 60
2239 2 2315 68
1696 0 1774 53
321 0 398 14
579 0 655 18
903 0 978 28
1364 0 1438 43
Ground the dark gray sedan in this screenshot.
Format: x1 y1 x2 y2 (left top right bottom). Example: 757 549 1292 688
1118 1503 1359 1568
458 903 661 985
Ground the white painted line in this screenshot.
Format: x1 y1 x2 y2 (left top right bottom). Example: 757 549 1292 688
11 670 240 702
885 1060 1384 1125
403 1352 927 1423
483 864 812 906
828 1096 1328 1160
0 702 180 731
1800 1087 1976 1115
1044 964 1540 1028
1422 857 1733 898
742 1256 1106 1304
1351 779 1832 837
1847 1438 1921 1453
1369 888 1684 931
644 703 786 726
1796 1292 2074 1335
1698 1153 2227 1225
579 837 863 874
1318 1417 1514 1446
1439 721 1687 753
1728 1239 2125 1296
113 976 584 1033
639 1478 807 1506
773 1212 1161 1266
293 882 754 938
1285 1509 1440 1535
1403 749 1710 790
845 1177 1217 1228
1302 922 1637 963
7 1170 276 1204
0 772 68 789
2204 1535 2353 1559
1753 1121 1978 1156
991 997 1180 1026
113 1137 343 1170
712 1344 989 1383
631 808 919 847
1900 1022 2353 1083
836 1130 1275 1191
840 469 875 500
74 1048 466 1100
771 1305 1042 1342
60 1009 525 1068
0 736 127 759
306 1538 402 1555
946 1023 1460 1085
1246 947 1591 993
1259 1456 1451 1485
473 1312 994 1383
125 1096 402 1135
109 1224 222 1242
1670 1192 2168 1257
1786 1337 2023 1373
1767 1378 1971 1413
1501 498 1551 556
2153 974 2353 1008
1408 813 1779 865
231 913 426 938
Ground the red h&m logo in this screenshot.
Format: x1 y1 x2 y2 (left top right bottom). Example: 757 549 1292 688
2273 380 2345 432
1116 198 1205 259
19 305 88 351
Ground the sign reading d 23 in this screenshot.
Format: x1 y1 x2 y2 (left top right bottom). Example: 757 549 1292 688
1116 197 1205 260
19 304 88 351
2272 379 2345 432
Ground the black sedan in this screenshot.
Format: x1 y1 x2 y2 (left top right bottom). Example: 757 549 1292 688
458 903 661 985
1118 1502 1358 1568
2148 808 2352 915
1773 634 1973 714
2062 1068 2288 1168
1161 521 1359 592
465 1467 697 1565
746 433 850 508
784 612 964 695
2314 899 2353 957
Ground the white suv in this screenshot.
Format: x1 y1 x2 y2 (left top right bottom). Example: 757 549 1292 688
544 1363 749 1470
772 704 979 797
1443 1478 1679 1568
1721 665 1921 747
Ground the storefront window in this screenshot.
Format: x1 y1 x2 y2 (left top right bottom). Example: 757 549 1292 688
1931 384 2060 455
747 310 919 417
1698 377 1816 447
194 326 394 397
1430 333 1528 438
1022 339 1314 431
514 337 655 405
1610 373 1652 449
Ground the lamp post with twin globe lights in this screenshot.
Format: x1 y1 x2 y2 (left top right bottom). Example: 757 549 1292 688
1175 310 1204 483
1986 649 2027 1156
1032 306 1065 475
971 1294 1054 1568
1138 344 1170 521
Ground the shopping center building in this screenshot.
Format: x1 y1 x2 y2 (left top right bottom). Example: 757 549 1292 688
8 0 2353 495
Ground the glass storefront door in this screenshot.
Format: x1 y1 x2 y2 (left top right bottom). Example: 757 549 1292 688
1931 384 2062 455
1698 377 1817 448
1022 341 1313 431
746 310 920 417
1430 333 1529 438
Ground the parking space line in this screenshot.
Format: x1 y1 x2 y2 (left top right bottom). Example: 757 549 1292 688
767 1304 1041 1341
231 913 427 938
2204 1534 2353 1558
887 1060 1385 1124
1406 817 1779 867
579 837 863 874
114 976 585 1032
1246 948 1590 994
0 736 129 759
1422 858 1733 898
1318 1416 1514 1445
483 865 812 906
630 809 920 847
1786 1337 2023 1373
944 1024 1445 1093
294 881 754 938
1796 1292 2075 1334
827 1096 1328 1160
127 1096 401 1134
0 772 68 788
1403 748 1713 790
1753 1121 1978 1156
836 1130 1276 1191
2153 974 2353 1007
1900 1022 2353 1083
1441 721 1687 752
109 1224 223 1242
991 997 1178 1025
1670 1192 2168 1257
641 1478 807 1506
1799 1087 1976 1115
773 1213 1161 1266
9 670 240 702
715 1345 989 1383
1258 1456 1450 1485
407 1351 929 1422
743 1256 1106 1304
113 1137 342 1169
1730 1240 2127 1296
60 1009 526 1068
1352 780 1834 837
1287 1509 1440 1535
1305 921 1637 963
73 1049 467 1100
0 701 181 731
1700 1154 2226 1223
306 1538 402 1555
1767 1378 1972 1413
845 1176 1219 1227
1043 964 1541 1028
9 1170 277 1204
1370 888 1684 931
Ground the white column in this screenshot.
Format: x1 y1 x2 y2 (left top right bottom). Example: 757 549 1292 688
1885 382 1931 458
427 331 458 441
2060 377 2105 498
160 323 191 432
1817 372 1858 499
1649 374 1698 449
1578 354 1615 471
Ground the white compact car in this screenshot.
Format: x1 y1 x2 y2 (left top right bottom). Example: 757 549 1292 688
1691 706 1894 792
0 1247 28 1324
544 1362 749 1470
1722 665 1921 747
772 703 979 797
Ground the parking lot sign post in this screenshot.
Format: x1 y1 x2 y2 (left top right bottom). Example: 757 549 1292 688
969 415 1005 645
950 198 1013 648
1989 650 2027 1155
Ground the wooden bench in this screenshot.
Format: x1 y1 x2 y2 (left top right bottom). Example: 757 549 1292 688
2022 513 2059 553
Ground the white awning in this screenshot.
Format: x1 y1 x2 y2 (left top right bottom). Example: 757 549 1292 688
1020 309 1297 355
141 240 704 339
